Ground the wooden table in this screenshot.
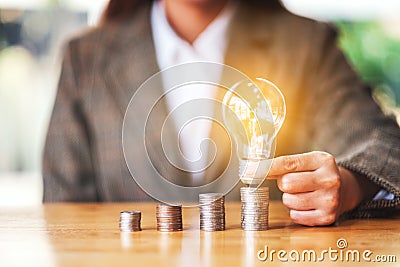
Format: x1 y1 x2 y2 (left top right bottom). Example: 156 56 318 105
0 202 399 267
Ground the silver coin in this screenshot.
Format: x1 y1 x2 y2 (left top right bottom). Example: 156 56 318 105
119 211 142 232
240 187 269 231
199 193 226 231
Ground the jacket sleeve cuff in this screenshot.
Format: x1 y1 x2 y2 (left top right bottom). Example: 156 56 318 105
337 159 400 219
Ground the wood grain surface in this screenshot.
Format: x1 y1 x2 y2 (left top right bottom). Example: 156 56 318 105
0 202 399 267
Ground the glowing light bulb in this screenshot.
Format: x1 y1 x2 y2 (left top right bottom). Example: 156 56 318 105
222 78 286 186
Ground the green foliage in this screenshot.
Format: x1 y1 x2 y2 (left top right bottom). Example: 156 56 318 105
336 21 400 106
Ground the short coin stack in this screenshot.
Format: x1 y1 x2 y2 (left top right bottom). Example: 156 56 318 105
240 187 269 231
119 211 142 232
199 193 225 231
156 204 183 232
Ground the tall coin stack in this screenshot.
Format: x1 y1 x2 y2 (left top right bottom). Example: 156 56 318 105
119 211 141 232
240 187 269 231
199 193 225 231
156 204 183 232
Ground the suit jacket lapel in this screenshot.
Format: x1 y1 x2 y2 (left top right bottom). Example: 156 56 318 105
225 2 276 79
102 2 160 114
101 2 193 187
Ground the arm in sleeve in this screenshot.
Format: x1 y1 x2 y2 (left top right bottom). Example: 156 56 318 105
42 41 98 202
305 24 400 218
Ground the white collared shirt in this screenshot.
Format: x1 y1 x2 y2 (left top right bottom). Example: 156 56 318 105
151 0 235 181
151 0 234 70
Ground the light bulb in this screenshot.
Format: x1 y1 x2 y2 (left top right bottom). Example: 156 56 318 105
222 78 286 186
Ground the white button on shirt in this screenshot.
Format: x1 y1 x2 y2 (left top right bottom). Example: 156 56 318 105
151 0 235 181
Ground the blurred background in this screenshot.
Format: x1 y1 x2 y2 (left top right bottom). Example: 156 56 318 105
0 0 399 206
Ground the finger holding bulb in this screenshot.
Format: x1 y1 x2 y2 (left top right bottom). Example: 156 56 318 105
264 151 346 226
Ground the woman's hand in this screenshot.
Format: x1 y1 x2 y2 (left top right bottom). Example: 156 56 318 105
268 151 379 226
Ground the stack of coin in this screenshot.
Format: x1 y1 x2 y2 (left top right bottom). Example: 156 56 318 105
156 204 183 232
119 211 141 232
199 193 225 231
240 187 269 231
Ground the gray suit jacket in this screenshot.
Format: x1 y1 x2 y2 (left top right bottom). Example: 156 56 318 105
43 1 400 218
